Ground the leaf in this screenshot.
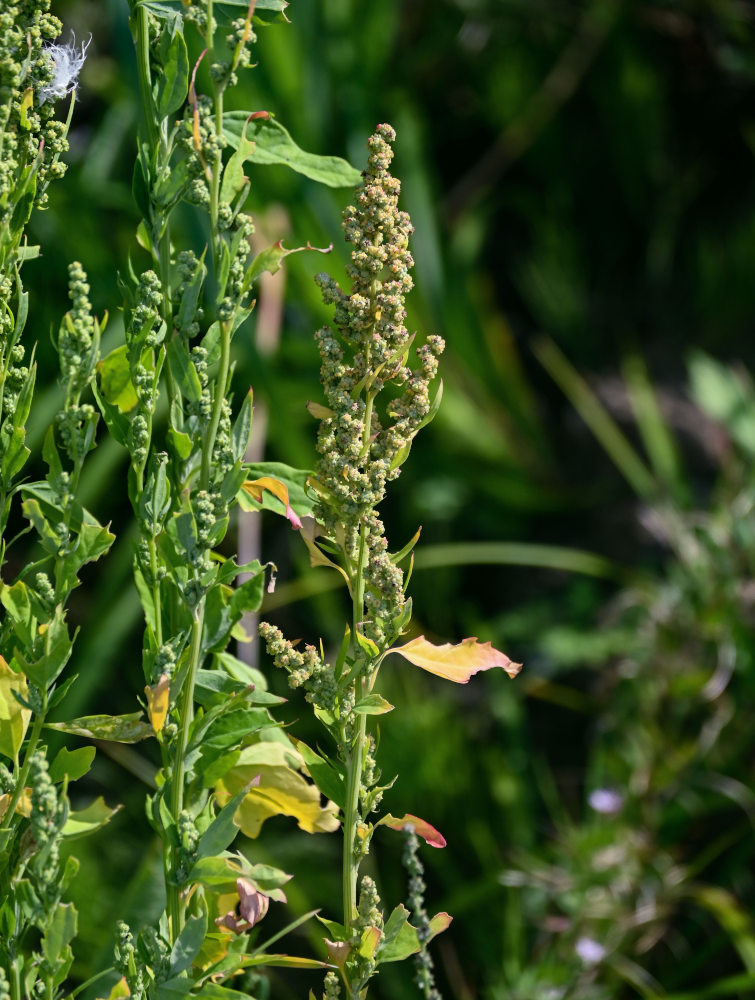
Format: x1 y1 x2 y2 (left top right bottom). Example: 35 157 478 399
243 240 331 289
378 813 446 848
353 693 394 715
387 635 522 683
223 112 362 188
240 476 303 529
46 712 153 743
49 745 96 784
98 344 138 413
156 24 189 118
195 788 248 860
62 796 121 839
216 742 340 838
169 909 207 976
42 903 77 963
378 912 451 964
0 656 30 760
145 673 171 734
291 739 346 810
96 977 131 999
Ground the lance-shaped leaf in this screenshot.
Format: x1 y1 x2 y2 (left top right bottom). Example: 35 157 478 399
377 813 446 848
387 635 522 683
46 712 153 743
0 655 31 760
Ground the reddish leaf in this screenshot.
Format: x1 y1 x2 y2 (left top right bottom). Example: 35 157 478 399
378 813 446 849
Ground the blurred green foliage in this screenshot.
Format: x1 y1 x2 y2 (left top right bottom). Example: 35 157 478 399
14 0 755 996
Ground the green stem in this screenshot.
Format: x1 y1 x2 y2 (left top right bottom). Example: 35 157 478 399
10 955 21 1000
135 6 158 148
342 709 367 930
343 522 370 929
167 606 205 939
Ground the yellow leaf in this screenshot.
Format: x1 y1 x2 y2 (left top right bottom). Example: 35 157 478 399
387 635 522 684
216 742 340 838
145 672 170 734
0 655 31 760
240 476 302 529
0 788 32 823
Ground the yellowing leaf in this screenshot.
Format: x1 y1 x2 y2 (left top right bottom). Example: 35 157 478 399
145 672 170 733
0 787 32 822
240 476 302 529
216 742 340 838
387 635 522 683
96 976 130 1000
0 655 31 760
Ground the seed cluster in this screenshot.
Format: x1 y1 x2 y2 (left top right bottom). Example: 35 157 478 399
0 1 68 233
313 124 444 645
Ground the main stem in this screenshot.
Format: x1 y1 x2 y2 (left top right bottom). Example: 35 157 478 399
167 607 205 938
343 523 369 929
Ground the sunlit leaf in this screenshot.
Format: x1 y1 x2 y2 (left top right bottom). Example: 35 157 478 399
240 476 302 529
223 113 361 187
46 712 153 743
216 741 340 837
62 796 121 839
0 655 30 760
145 672 171 734
387 635 522 683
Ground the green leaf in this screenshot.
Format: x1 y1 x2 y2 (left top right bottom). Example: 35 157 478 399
156 24 189 118
291 739 346 810
46 713 153 743
62 797 121 839
167 340 203 404
231 388 253 462
49 746 96 784
42 903 77 963
195 788 248 860
1 426 30 482
243 240 331 290
169 909 207 976
353 693 394 715
223 113 362 188
99 345 138 413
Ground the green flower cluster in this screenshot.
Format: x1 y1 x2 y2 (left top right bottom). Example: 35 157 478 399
0 0 68 244
313 124 444 645
258 621 339 713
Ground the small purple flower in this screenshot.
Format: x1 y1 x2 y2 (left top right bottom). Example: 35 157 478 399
588 788 623 816
39 32 90 105
576 937 606 965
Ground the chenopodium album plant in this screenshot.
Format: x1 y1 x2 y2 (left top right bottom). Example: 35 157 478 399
0 3 115 998
257 125 522 998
